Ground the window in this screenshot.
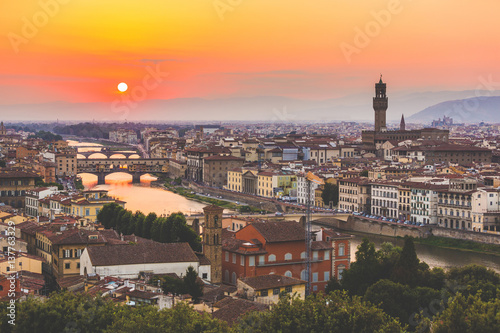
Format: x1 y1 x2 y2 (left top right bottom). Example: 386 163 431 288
64 249 71 258
232 253 236 264
249 256 255 266
338 265 345 280
261 290 268 297
285 286 292 293
284 270 292 277
65 263 70 269
268 254 276 262
284 253 292 261
313 251 318 260
312 272 318 282
273 288 280 295
338 244 345 256
259 255 265 265
240 256 245 266
225 270 229 282
324 271 330 281
77 263 80 269
202 273 208 279
231 272 236 285
225 251 229 262
300 252 306 259
300 270 306 280
76 249 82 258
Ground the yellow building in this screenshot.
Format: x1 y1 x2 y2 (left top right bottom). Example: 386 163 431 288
0 252 43 275
257 171 274 198
237 275 306 305
71 190 125 222
55 152 77 177
227 168 243 192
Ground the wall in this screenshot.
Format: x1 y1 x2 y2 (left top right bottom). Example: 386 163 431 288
430 227 500 245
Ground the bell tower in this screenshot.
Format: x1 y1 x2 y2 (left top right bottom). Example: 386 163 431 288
373 75 388 132
203 205 223 284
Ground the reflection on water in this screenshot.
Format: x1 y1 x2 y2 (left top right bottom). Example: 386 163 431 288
80 172 207 216
349 232 500 273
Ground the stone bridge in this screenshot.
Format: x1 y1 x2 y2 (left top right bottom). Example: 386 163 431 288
77 158 168 184
77 149 141 159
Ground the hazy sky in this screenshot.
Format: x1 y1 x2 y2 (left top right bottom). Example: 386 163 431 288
1 0 499 107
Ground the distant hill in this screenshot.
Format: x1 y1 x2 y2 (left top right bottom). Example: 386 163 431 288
408 96 500 124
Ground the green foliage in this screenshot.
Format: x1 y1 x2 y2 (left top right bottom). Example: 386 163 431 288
97 203 202 251
321 182 339 207
414 235 500 256
445 265 500 302
0 292 228 333
28 130 63 141
184 266 204 302
75 178 85 190
364 279 441 328
35 178 64 190
234 291 406 333
360 170 369 177
431 293 500 333
391 236 421 287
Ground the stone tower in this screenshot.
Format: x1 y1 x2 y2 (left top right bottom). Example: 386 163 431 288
203 204 223 284
373 76 388 132
400 114 406 131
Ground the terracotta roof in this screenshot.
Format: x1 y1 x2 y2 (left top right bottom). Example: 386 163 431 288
249 221 305 243
203 205 223 212
240 274 306 290
212 297 268 326
86 242 198 266
203 155 244 161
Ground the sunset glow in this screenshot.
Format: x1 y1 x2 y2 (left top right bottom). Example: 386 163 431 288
0 0 499 119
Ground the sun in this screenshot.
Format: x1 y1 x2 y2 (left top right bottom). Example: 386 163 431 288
117 82 128 92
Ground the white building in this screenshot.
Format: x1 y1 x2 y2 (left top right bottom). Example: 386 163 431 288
296 174 319 205
80 242 211 280
471 188 500 233
409 183 442 225
371 182 399 218
25 187 59 217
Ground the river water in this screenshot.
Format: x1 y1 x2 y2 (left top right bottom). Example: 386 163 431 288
348 232 500 273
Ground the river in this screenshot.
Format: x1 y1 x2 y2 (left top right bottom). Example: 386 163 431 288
348 232 500 273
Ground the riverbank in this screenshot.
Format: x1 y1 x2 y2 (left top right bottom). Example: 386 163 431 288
414 235 500 257
151 179 262 213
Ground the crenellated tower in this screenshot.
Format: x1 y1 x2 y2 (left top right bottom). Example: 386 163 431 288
373 76 388 132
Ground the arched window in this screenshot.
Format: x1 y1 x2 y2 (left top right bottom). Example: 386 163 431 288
225 270 229 283
214 215 218 226
300 252 306 259
300 270 307 280
284 253 292 261
284 271 292 277
268 254 276 262
231 272 237 285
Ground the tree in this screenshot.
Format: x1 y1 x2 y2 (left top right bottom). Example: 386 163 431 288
360 170 369 177
183 266 204 303
234 291 406 332
364 279 440 328
133 211 145 237
391 236 420 286
431 293 500 333
142 212 157 239
341 238 381 295
321 182 339 207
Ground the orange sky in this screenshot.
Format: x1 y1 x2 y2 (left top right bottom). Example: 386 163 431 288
1 0 499 106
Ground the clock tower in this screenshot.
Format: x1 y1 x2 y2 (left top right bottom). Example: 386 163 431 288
203 205 223 284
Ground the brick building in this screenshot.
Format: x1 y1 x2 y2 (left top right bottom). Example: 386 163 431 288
222 221 336 292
